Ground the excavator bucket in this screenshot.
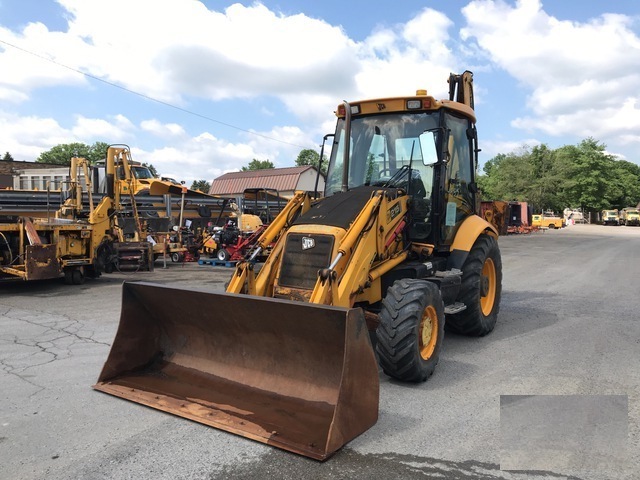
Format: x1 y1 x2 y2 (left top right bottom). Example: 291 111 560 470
93 282 379 461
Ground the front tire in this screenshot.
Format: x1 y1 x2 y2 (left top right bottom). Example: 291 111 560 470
217 249 230 261
447 234 502 336
376 279 445 382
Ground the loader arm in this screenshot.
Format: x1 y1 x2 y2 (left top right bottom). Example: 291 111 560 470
227 191 311 294
113 147 144 240
309 189 410 307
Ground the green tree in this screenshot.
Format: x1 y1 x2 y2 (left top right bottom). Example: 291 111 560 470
479 137 640 215
242 159 274 171
37 142 91 165
2 152 14 161
566 138 612 212
142 162 158 177
478 145 570 213
549 145 577 210
191 179 211 193
477 150 537 206
37 141 111 165
295 148 327 175
88 142 110 163
609 160 640 209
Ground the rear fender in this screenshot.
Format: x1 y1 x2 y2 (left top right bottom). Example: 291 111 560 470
446 215 498 270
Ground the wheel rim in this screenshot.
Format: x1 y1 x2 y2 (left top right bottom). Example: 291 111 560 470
480 257 496 316
419 306 438 360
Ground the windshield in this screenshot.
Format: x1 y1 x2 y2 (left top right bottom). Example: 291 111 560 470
116 165 155 180
132 166 155 179
325 111 441 195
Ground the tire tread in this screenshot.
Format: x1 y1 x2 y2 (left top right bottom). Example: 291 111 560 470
376 279 444 382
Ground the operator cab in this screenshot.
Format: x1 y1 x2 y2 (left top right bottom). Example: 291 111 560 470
324 93 478 247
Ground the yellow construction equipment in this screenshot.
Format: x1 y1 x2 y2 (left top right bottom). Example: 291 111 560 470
601 209 620 226
0 146 154 283
620 207 640 226
95 71 502 460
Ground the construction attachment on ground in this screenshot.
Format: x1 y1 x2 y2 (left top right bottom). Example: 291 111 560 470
93 282 379 461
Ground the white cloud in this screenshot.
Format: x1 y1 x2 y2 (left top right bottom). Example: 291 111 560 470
355 8 456 99
1 2 463 121
461 0 640 154
0 2 473 179
513 97 640 140
244 125 313 165
8 0 637 181
0 111 136 160
140 119 186 138
0 112 71 160
0 24 86 99
128 127 296 185
72 114 135 141
133 120 325 185
480 137 542 160
54 0 358 106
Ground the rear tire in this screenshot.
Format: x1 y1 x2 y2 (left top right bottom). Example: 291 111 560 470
447 234 502 336
171 252 182 263
217 249 230 261
72 269 85 285
376 279 445 382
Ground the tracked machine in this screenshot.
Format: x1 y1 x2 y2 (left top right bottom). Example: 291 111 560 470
94 71 502 460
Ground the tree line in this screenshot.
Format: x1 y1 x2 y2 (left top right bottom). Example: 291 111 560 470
477 138 640 213
5 138 639 208
241 149 327 175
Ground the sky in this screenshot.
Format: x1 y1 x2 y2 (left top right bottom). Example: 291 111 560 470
0 0 639 185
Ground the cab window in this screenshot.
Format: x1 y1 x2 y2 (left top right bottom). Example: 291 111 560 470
442 113 475 243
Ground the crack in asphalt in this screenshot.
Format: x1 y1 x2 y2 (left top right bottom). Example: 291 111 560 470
0 306 110 396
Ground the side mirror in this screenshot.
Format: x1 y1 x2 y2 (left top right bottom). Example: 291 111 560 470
419 131 438 166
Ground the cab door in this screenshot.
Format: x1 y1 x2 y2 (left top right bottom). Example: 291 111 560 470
440 113 476 245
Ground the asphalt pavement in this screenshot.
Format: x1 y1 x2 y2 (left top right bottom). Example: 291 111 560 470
1 224 638 479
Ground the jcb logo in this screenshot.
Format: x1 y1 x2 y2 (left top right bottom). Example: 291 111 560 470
387 202 401 222
302 237 315 250
377 103 386 111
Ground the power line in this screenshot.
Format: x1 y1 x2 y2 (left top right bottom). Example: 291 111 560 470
0 38 313 149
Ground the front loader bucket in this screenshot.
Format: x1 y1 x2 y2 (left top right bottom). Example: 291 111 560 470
93 282 379 460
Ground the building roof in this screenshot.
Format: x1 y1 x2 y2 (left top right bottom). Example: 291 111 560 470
0 160 58 176
209 166 319 195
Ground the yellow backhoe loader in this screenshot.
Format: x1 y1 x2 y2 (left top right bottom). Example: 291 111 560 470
94 71 502 460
